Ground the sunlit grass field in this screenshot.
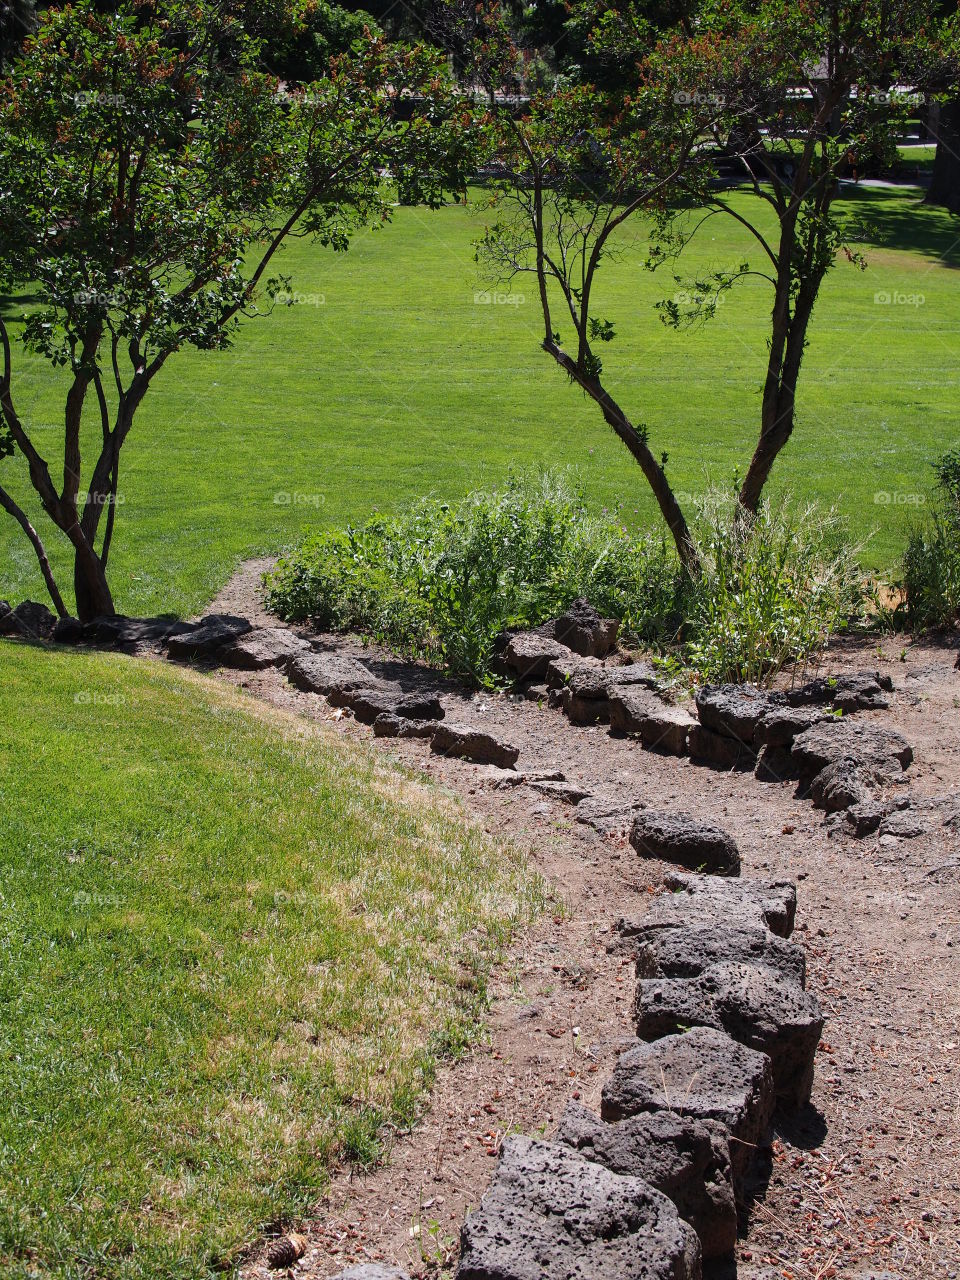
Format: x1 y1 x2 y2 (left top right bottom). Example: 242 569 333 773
0 643 541 1278
1 184 957 617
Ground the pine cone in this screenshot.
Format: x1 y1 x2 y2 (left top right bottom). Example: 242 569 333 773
265 1232 307 1269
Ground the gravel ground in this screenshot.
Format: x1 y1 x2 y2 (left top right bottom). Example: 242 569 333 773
209 560 960 1280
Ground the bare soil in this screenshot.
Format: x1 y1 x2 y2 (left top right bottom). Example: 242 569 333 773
211 560 960 1280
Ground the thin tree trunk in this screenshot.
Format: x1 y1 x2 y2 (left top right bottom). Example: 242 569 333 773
0 483 68 617
73 543 114 621
927 99 960 214
543 338 700 576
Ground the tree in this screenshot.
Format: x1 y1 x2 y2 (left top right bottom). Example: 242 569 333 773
618 0 953 510
927 99 960 213
0 0 34 68
0 0 478 619
477 83 718 573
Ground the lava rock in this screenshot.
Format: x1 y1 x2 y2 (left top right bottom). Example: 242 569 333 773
634 922 806 988
286 650 382 698
551 597 619 658
754 744 798 783
634 962 823 1108
346 685 444 725
431 723 519 769
845 799 887 837
878 809 928 839
696 685 775 745
51 616 85 644
555 1103 736 1260
808 758 869 812
609 690 695 756
165 614 252 659
456 1135 701 1280
630 811 740 876
786 671 892 709
601 1027 776 1187
792 719 913 777
529 780 591 804
503 631 570 680
754 704 829 749
688 724 756 770
218 627 309 670
0 599 57 639
575 794 645 837
372 713 438 739
619 872 797 941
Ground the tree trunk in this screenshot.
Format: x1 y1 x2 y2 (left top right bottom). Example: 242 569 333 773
927 99 960 214
73 545 114 621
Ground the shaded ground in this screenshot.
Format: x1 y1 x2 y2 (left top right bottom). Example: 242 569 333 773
213 560 960 1280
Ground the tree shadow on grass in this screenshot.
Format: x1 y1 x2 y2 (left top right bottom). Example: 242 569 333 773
841 186 960 267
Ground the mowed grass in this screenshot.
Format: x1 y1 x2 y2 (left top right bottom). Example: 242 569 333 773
1 184 957 616
0 641 541 1279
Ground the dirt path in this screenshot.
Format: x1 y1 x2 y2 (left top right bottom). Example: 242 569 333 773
213 560 960 1280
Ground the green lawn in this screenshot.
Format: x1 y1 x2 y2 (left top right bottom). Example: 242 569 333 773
0 641 540 1279
1 184 957 617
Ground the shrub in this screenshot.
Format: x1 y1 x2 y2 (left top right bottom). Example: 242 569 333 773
682 491 865 685
265 472 685 683
267 474 864 688
901 447 960 630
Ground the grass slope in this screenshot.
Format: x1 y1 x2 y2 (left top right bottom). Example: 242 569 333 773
0 642 540 1279
1 185 957 616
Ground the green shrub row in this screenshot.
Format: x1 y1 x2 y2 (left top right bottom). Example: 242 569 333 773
265 471 868 686
901 448 960 630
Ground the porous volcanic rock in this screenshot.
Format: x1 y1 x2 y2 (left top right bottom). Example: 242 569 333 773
503 631 570 680
619 872 797 942
551 597 619 658
345 685 444 725
555 1103 737 1260
754 704 829 749
218 626 309 670
629 811 740 876
601 1027 776 1186
456 1135 701 1280
431 723 519 769
695 685 776 745
165 614 252 659
286 649 382 698
634 962 824 1108
634 922 806 988
792 718 913 774
372 714 438 740
688 724 756 770
0 599 57 639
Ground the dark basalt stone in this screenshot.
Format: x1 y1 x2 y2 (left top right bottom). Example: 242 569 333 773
634 922 806 988
555 1103 737 1260
634 962 824 1109
629 811 740 876
456 1135 701 1280
601 1027 775 1187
